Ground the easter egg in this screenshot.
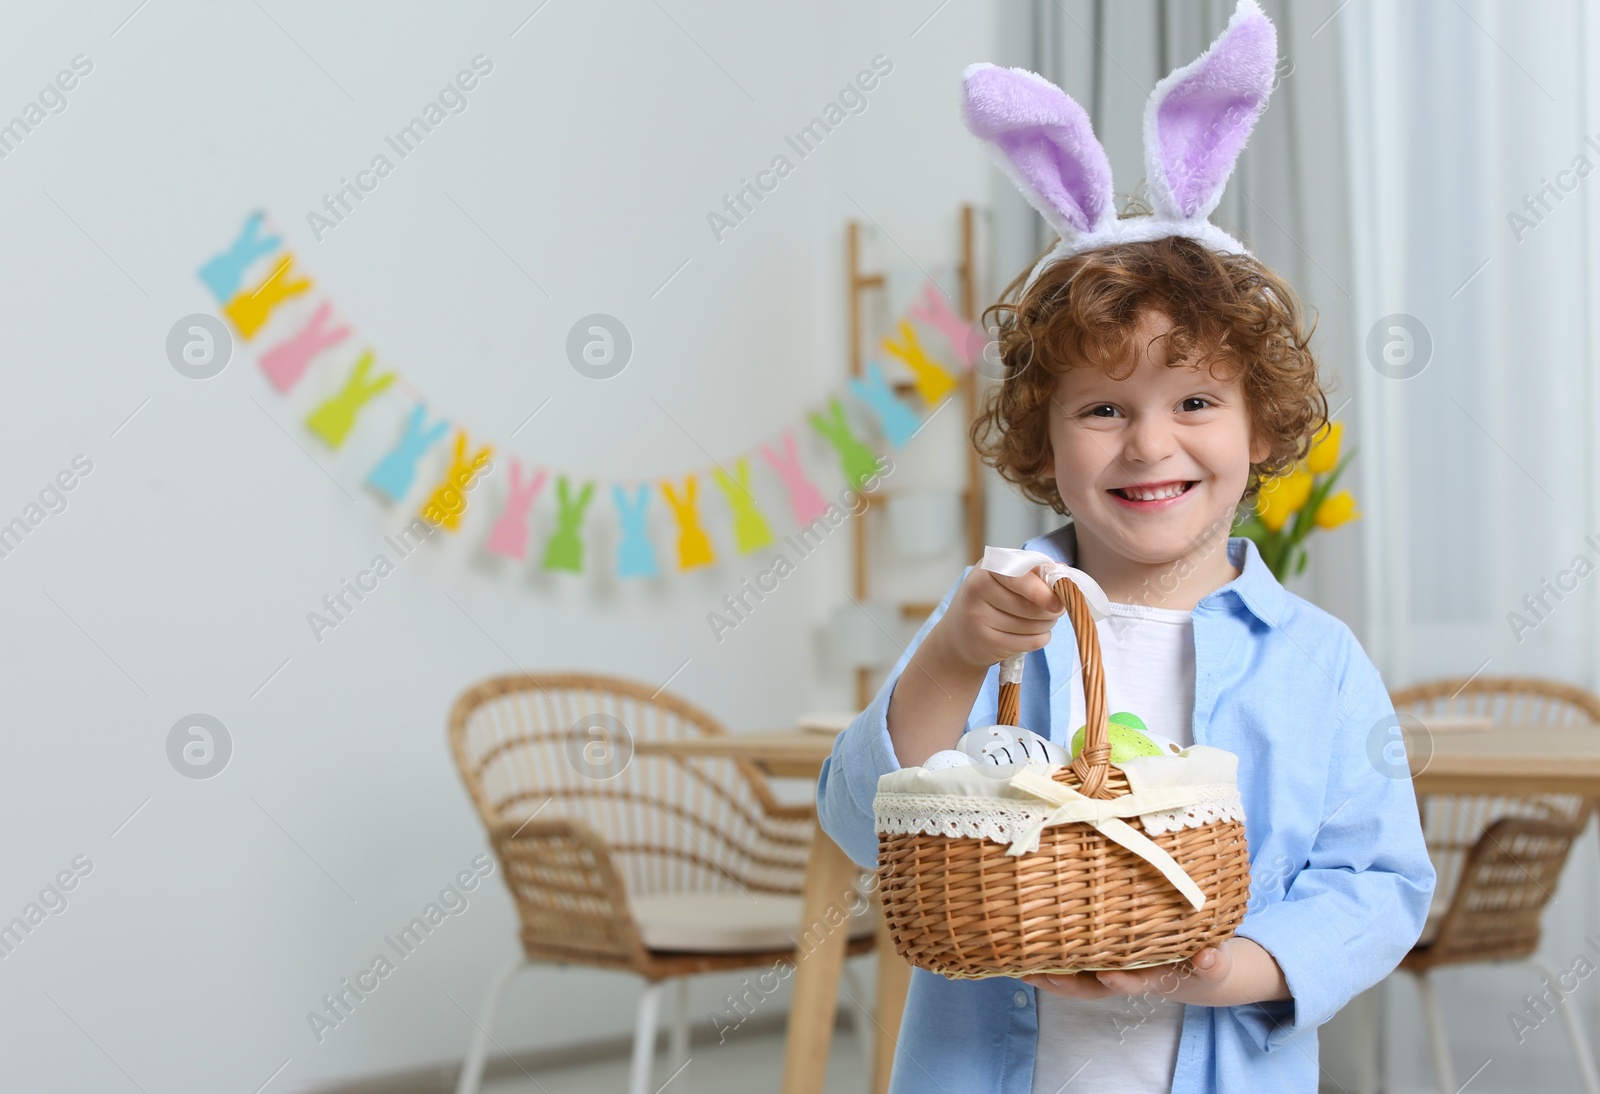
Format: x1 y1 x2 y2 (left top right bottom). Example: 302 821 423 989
921 749 974 771
1069 712 1182 763
957 724 1068 767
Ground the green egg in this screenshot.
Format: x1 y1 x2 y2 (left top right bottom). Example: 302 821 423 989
1070 712 1163 763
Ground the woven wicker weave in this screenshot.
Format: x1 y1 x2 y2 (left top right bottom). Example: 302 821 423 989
876 576 1251 979
1389 676 1598 972
449 671 876 980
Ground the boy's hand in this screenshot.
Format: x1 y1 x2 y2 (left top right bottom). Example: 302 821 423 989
886 566 1066 768
1021 939 1287 1009
934 566 1065 670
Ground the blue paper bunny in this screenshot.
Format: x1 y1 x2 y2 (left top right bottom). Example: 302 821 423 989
367 403 450 503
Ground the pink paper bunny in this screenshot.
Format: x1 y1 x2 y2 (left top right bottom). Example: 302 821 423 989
908 282 981 370
760 429 829 527
258 301 351 393
486 458 548 561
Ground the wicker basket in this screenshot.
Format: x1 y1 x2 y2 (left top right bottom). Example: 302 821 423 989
873 572 1252 979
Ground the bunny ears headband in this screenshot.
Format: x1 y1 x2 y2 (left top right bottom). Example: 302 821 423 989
962 0 1278 295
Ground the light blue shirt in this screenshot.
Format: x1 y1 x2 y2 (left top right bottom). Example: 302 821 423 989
816 523 1436 1093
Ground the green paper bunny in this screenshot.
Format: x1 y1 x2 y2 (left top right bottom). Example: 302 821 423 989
542 476 594 573
809 396 881 492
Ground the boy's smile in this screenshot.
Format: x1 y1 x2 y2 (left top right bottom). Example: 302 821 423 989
1042 308 1271 608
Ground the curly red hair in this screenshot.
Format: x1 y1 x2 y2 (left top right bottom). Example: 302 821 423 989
969 232 1331 515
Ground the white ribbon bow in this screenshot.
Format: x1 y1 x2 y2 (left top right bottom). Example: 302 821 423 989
979 546 1113 621
1004 766 1208 911
981 546 1116 694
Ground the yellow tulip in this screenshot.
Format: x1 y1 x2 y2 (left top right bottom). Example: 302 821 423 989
1314 490 1360 529
1306 421 1343 475
1256 495 1291 532
1255 468 1313 532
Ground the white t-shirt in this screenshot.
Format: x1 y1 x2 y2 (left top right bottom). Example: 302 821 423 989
1031 599 1197 1094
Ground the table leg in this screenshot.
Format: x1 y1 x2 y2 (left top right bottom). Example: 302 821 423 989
1591 806 1600 1069
871 913 911 1094
782 825 862 1094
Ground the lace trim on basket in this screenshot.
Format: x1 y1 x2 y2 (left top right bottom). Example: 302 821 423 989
1138 793 1245 834
874 788 1245 845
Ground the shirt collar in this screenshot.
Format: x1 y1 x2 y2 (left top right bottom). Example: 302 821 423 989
1020 521 1285 628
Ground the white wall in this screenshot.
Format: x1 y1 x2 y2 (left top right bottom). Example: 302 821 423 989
0 2 1003 1089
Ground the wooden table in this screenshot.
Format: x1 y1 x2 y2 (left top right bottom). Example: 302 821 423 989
634 729 909 1094
1405 721 1600 796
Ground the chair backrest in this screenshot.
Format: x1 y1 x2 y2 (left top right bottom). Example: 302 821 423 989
1423 814 1589 965
1391 675 1597 964
449 671 810 900
1391 674 1600 729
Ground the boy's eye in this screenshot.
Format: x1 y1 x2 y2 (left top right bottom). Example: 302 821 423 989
1083 399 1211 417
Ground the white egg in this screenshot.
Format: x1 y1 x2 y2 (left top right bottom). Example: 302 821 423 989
921 749 975 771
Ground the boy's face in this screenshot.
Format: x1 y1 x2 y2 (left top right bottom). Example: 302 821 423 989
1042 308 1269 570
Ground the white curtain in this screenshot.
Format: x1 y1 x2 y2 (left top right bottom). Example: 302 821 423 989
1344 0 1600 686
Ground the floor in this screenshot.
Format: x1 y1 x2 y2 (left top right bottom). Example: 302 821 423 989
336 1012 1594 1094
460 1025 1591 1094
325 974 1600 1094
478 1024 870 1094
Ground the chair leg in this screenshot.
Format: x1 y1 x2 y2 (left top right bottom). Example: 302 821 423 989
454 957 532 1094
669 977 691 1070
1593 807 1600 1077
630 980 667 1094
1375 976 1390 1094
1413 971 1456 1094
1529 956 1600 1094
840 961 874 1065
1356 979 1383 1094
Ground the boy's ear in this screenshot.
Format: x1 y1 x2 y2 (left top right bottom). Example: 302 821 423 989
1248 431 1271 466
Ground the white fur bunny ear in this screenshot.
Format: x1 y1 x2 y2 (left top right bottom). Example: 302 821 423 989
1143 0 1278 224
961 62 1115 240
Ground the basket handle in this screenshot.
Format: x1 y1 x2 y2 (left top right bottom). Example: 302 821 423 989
980 546 1117 798
996 654 1025 726
1051 575 1116 799
992 575 1115 800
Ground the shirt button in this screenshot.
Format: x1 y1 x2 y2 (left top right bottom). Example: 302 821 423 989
1013 990 1028 1007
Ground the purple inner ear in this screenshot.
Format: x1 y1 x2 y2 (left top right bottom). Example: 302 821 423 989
963 65 1111 234
1157 88 1263 216
1150 3 1277 218
995 129 1105 233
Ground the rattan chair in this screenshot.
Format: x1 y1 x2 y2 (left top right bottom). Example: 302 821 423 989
1376 676 1600 1094
447 671 877 1094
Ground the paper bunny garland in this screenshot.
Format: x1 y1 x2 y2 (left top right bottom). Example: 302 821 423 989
961 0 1278 296
199 190 982 582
